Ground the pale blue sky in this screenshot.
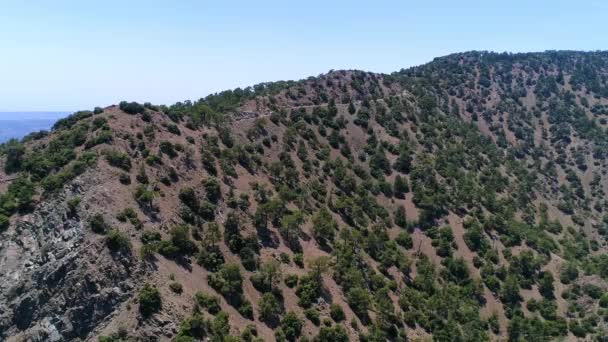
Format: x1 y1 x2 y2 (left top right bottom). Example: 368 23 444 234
0 0 605 112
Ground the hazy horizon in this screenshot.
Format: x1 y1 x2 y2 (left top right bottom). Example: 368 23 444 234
0 111 69 120
1 1 605 111
0 112 68 143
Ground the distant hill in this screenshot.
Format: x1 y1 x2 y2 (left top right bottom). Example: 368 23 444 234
0 112 67 143
2 51 608 341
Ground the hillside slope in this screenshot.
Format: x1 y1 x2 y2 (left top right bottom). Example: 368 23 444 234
2 51 608 341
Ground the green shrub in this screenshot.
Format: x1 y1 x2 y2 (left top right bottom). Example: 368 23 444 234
240 324 258 342
85 130 113 149
138 284 162 317
0 176 35 214
119 101 145 115
195 292 221 314
203 177 222 203
157 240 180 257
249 260 280 293
134 185 156 209
258 293 282 324
329 304 345 322
279 312 302 341
346 287 370 318
560 263 579 284
0 214 9 231
119 173 131 184
3 139 25 174
106 229 131 251
116 207 141 228
305 308 320 325
159 141 178 158
141 230 161 244
89 213 108 234
284 274 298 288
312 208 337 245
169 282 183 294
105 150 132 171
208 263 243 297
67 196 81 212
314 324 349 342
168 225 197 255
167 123 181 135
53 111 93 130
293 253 304 267
179 187 199 209
197 244 225 272
296 274 322 308
238 300 254 319
395 231 413 249
599 293 608 308
239 247 258 271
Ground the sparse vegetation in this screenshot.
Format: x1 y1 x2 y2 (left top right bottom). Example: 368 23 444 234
4 51 608 341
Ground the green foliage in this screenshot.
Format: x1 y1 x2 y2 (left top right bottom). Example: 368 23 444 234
208 263 243 298
116 207 142 229
159 141 178 158
346 287 370 319
169 282 183 294
463 220 490 253
119 101 145 115
250 260 280 293
41 151 97 192
89 213 108 234
395 231 413 249
280 210 304 251
295 258 329 308
279 312 302 342
305 307 320 325
224 211 244 252
0 176 35 215
138 284 162 318
3 139 25 174
202 177 222 203
106 229 131 251
500 275 521 312
0 214 9 231
369 148 391 178
329 304 345 322
6 50 608 341
195 292 221 314
599 293 608 308
104 150 131 171
312 208 338 245
258 293 282 324
169 225 197 254
538 271 555 299
393 174 409 198
560 263 579 284
284 274 298 288
134 185 156 210
314 325 349 342
53 111 93 130
237 299 254 319
197 244 225 272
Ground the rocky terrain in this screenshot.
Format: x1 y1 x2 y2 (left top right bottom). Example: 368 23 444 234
2 51 608 341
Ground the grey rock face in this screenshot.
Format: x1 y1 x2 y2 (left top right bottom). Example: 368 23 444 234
0 175 140 341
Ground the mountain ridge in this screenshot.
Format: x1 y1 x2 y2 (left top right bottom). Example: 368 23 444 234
2 50 608 341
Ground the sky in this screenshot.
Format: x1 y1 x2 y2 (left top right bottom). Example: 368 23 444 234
0 0 605 113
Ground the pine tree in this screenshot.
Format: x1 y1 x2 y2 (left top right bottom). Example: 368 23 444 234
393 175 409 198
394 206 407 228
